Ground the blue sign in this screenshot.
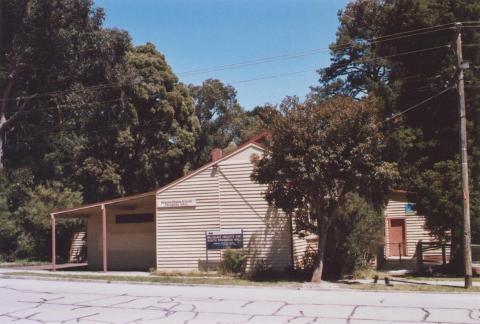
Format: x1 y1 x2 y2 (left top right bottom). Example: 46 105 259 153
405 203 415 213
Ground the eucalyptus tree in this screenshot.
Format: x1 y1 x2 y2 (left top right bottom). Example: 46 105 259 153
313 0 480 269
75 43 200 201
189 79 259 167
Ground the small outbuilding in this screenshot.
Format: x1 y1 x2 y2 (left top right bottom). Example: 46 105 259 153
51 140 311 272
383 190 450 265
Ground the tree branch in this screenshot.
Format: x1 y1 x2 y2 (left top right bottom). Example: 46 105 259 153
1 93 37 132
1 77 15 116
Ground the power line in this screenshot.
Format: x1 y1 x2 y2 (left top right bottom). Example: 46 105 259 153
1 82 130 104
457 21 480 24
230 69 314 85
381 86 453 124
376 44 452 59
316 43 452 80
372 22 459 41
5 98 125 115
235 44 458 87
2 43 455 109
231 67 450 88
178 25 461 77
3 66 452 115
177 49 330 77
11 85 455 139
368 26 456 45
14 115 171 138
3 62 456 115
12 86 457 137
2 24 478 105
7 70 461 135
178 22 479 77
455 25 480 29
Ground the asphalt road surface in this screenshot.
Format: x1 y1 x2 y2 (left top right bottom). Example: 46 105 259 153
0 277 479 323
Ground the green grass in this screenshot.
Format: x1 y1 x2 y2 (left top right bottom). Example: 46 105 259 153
0 260 49 267
3 271 479 293
2 271 304 287
152 270 228 278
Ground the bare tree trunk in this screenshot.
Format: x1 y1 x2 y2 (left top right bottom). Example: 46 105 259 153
311 225 328 282
0 79 15 171
0 115 5 170
0 76 35 170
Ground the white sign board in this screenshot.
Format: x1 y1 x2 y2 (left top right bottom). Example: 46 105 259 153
158 198 196 208
206 229 242 236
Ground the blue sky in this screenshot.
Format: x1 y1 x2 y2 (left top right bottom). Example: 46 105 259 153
94 0 349 110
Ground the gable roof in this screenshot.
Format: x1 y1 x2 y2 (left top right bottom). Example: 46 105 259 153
156 141 264 195
51 140 265 216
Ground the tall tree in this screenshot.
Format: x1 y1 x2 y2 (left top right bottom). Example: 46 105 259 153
0 0 203 260
76 43 200 201
252 96 396 282
1 1 201 203
313 0 480 266
189 79 259 167
0 0 117 172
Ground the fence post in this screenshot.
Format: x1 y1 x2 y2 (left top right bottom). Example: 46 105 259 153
377 245 385 270
416 241 424 273
399 243 402 263
442 244 447 266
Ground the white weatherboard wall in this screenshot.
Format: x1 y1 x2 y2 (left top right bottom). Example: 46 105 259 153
156 144 305 272
218 157 291 270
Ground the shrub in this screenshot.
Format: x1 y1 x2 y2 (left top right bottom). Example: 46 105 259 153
324 192 384 279
0 175 83 261
219 249 245 274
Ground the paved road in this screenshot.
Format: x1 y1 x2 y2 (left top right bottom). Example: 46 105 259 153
0 277 479 324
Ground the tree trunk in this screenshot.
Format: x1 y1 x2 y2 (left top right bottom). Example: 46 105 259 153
311 226 328 282
0 115 5 170
449 230 464 274
1 78 15 170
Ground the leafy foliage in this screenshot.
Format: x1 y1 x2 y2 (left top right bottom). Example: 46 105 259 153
0 171 82 260
415 160 480 268
219 249 246 275
75 43 200 201
252 96 396 281
1 1 201 203
323 193 384 279
314 0 480 268
189 79 261 166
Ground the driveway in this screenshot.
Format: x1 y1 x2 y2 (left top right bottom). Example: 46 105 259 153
0 277 479 323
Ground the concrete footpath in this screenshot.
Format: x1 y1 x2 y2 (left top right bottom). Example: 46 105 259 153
352 278 480 288
0 277 479 323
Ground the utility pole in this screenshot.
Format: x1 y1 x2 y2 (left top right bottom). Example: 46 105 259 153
454 22 473 289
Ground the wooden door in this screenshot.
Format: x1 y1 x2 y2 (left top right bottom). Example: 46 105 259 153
389 219 406 256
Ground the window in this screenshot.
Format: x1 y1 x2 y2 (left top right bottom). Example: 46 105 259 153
115 213 154 224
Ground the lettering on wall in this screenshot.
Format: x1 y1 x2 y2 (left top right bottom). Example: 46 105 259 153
158 199 197 208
